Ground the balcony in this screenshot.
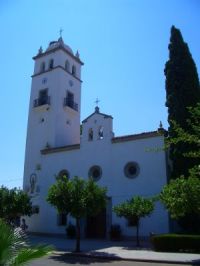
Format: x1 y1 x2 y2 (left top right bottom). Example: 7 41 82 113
64 97 78 111
33 96 50 108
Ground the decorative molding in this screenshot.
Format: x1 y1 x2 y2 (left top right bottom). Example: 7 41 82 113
32 65 82 83
41 144 80 155
33 46 84 65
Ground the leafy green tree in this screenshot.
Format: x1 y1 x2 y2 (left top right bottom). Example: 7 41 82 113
0 219 52 265
0 186 32 223
47 176 107 252
167 103 200 172
164 25 200 178
113 196 154 246
160 177 200 233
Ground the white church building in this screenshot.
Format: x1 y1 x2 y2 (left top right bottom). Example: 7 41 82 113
23 37 169 238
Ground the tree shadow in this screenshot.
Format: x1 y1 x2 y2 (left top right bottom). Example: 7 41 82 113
49 252 121 265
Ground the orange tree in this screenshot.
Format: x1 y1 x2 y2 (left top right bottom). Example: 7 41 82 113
113 196 154 246
47 176 107 252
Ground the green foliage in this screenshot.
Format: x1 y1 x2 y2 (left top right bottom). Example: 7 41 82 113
0 219 52 265
47 176 107 219
47 176 107 251
164 25 200 178
151 234 200 253
0 186 32 222
113 196 154 220
160 177 200 219
166 103 200 178
113 196 154 246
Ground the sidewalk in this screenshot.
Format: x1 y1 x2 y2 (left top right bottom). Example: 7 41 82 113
29 235 200 265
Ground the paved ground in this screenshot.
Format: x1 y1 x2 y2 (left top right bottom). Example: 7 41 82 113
28 254 194 266
29 235 200 265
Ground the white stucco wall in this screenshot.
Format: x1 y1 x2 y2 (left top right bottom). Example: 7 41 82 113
25 111 169 236
24 40 169 238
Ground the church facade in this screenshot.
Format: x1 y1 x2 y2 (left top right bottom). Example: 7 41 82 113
23 37 169 238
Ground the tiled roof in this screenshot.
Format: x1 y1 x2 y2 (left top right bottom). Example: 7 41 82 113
112 131 163 143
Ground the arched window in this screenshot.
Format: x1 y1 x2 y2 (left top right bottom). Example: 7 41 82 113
65 60 70 71
124 162 140 179
49 59 54 69
57 169 70 180
88 165 102 182
98 126 104 139
40 62 45 72
72 65 76 76
88 128 93 141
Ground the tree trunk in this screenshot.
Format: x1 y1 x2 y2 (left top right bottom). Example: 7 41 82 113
136 220 140 247
75 218 81 252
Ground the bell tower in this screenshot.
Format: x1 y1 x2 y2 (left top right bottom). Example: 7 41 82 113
23 37 83 189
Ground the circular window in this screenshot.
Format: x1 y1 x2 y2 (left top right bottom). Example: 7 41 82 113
88 165 102 181
57 169 70 180
124 162 139 178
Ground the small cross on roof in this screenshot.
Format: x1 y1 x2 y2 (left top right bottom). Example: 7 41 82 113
95 97 100 107
59 28 63 38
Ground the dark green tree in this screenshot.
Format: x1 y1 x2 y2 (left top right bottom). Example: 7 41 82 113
0 186 32 223
113 196 154 246
160 176 200 233
47 176 107 252
164 25 200 178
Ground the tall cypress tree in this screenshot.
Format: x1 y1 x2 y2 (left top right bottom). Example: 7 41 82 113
165 25 200 178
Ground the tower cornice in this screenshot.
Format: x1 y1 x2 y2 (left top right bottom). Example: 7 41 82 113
33 46 84 66
31 65 83 83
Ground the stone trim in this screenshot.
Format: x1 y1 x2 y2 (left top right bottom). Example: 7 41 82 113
32 66 82 83
112 131 162 143
41 144 80 155
33 46 84 65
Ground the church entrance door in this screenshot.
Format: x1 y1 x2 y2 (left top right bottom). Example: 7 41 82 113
86 208 106 238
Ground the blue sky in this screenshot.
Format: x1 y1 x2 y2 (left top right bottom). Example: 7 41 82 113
0 0 199 188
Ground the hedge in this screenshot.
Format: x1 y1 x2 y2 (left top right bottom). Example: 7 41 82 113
151 234 200 253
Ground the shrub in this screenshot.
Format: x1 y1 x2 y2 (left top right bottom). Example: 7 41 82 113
151 234 200 253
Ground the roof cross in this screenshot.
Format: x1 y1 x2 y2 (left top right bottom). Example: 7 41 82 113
95 97 100 107
59 28 63 38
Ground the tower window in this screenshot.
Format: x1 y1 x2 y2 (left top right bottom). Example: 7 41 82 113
88 128 93 141
98 126 104 139
72 65 76 76
40 62 45 72
64 91 78 111
49 59 54 69
34 89 50 107
65 60 70 71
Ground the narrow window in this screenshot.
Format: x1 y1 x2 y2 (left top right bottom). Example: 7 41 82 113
39 89 48 105
88 128 93 141
49 59 54 69
65 60 70 71
40 62 45 72
98 126 104 139
72 65 76 76
67 91 74 108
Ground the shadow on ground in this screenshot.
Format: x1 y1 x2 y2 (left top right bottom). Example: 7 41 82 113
49 253 121 265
